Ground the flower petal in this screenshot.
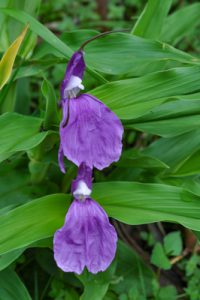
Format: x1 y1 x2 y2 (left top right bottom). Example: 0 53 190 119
60 94 123 170
85 199 117 273
53 200 86 274
58 144 65 173
61 51 85 100
53 198 117 274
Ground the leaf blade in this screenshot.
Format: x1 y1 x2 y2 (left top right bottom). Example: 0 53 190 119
132 0 172 39
0 24 28 89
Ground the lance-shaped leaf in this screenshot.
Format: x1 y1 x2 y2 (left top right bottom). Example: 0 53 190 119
1 183 200 255
0 268 31 300
0 112 49 162
0 8 106 84
0 24 28 90
132 0 172 39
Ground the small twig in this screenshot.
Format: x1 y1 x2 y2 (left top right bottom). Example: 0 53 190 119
78 29 129 51
114 221 150 263
170 249 190 265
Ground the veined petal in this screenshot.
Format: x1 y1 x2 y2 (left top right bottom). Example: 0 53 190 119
60 94 123 170
53 198 117 274
85 199 117 273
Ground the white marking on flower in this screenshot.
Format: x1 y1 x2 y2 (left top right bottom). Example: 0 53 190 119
73 180 92 201
64 75 84 99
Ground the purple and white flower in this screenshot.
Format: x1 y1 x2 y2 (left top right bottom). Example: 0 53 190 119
58 50 123 173
53 163 117 274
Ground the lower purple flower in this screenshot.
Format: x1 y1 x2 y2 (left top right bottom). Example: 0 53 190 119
53 198 117 274
59 93 123 172
53 163 117 274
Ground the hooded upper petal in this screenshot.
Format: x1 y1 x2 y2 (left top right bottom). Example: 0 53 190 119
60 93 123 170
61 50 85 100
53 198 117 274
71 162 93 194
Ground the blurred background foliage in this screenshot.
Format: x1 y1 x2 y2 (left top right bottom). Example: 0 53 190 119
1 0 200 299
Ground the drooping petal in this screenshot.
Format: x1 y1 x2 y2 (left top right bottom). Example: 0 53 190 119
60 94 123 170
53 198 117 274
61 51 85 100
85 199 117 273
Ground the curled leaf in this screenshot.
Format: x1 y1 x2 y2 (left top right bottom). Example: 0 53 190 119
0 24 29 90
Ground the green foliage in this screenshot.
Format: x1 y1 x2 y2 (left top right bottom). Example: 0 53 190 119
164 231 183 256
132 0 172 39
0 112 48 162
0 268 31 300
0 194 69 254
41 78 59 130
79 263 117 300
0 25 28 90
161 3 200 45
185 255 200 300
151 243 171 270
1 0 200 298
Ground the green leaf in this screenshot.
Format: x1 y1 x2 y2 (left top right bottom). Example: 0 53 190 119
128 115 200 138
2 182 200 255
93 182 200 231
161 3 200 45
0 81 17 113
15 78 31 114
31 27 200 85
126 94 200 137
163 231 183 256
112 241 153 297
90 66 200 120
118 149 169 170
0 24 28 90
41 78 59 130
15 63 47 80
0 268 31 300
0 112 48 161
79 262 116 300
0 162 60 211
185 254 200 276
151 243 171 270
132 0 172 39
0 166 30 210
144 129 200 173
157 286 177 300
0 8 107 84
0 249 24 271
0 194 69 255
36 30 198 76
173 149 200 176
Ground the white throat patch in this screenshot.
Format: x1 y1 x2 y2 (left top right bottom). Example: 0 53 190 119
64 75 84 99
73 180 92 201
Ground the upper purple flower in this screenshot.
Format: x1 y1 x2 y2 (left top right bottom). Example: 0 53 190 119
53 163 117 274
58 51 123 173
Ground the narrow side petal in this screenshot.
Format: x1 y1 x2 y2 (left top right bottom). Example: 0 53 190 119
60 94 123 170
58 144 65 173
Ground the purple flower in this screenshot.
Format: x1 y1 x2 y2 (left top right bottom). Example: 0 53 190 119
58 51 123 173
53 163 117 274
